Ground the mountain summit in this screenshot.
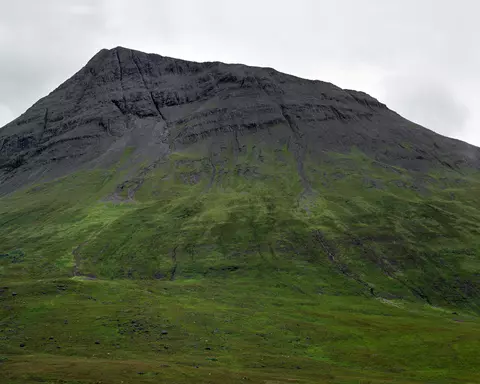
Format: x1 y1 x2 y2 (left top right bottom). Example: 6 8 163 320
1 47 480 383
1 46 479 194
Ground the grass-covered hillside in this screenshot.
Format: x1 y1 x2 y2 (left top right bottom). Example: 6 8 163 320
1 147 480 383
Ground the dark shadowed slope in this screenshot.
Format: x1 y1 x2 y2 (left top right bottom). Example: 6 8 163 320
1 46 479 194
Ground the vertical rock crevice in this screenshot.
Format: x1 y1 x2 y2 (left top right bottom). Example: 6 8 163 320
280 105 312 194
130 50 166 121
41 108 49 140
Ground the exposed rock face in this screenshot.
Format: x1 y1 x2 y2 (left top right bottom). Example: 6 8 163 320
1 46 479 193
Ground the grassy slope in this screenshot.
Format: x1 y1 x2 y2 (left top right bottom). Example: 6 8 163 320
1 146 480 383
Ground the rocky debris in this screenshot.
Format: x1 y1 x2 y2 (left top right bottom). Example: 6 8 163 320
1 46 480 194
363 177 384 189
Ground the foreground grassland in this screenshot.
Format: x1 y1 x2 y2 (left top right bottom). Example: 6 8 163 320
1 277 479 383
1 149 480 383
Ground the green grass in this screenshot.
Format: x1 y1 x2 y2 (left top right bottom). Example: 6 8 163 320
1 277 479 383
1 147 480 383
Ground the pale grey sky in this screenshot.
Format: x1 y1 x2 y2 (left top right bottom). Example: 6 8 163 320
0 0 478 144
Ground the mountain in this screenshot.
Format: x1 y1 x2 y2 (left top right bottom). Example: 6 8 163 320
1 47 479 383
2 46 480 194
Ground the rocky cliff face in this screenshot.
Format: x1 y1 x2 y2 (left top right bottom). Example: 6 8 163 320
1 46 479 193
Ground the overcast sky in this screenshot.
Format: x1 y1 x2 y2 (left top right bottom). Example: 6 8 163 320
0 0 478 145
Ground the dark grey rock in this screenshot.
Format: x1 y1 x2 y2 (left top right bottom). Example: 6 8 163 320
1 46 479 194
